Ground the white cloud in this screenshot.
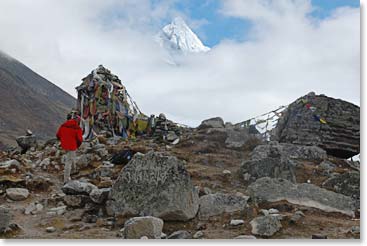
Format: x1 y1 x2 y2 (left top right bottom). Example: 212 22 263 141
0 0 359 127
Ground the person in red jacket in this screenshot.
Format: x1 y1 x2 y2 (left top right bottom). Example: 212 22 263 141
56 112 83 183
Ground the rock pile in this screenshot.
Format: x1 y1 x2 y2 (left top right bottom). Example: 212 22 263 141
76 65 143 140
273 92 360 158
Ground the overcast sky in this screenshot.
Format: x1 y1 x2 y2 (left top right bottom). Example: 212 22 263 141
0 0 360 126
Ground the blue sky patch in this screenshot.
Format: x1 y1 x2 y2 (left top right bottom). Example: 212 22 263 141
174 0 359 47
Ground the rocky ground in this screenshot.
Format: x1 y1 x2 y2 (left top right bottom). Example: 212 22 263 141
0 118 360 239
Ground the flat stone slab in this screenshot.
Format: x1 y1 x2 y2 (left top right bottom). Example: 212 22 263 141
247 177 356 217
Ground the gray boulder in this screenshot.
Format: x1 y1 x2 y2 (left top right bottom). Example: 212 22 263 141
247 177 356 217
109 151 199 221
251 142 327 162
273 93 360 159
198 193 249 220
198 117 224 129
250 215 282 237
241 156 297 183
0 206 12 233
167 230 192 239
61 180 97 196
241 142 327 183
123 216 163 239
225 128 262 149
6 188 29 201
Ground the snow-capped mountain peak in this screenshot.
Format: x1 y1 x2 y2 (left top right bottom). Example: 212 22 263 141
157 17 210 54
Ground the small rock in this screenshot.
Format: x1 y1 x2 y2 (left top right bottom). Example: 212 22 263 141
289 211 304 224
230 219 244 226
250 215 282 237
223 170 231 175
140 236 149 239
46 226 56 233
160 232 167 239
124 216 164 239
6 188 29 201
25 203 37 215
350 226 360 234
234 235 257 239
260 209 269 216
168 230 192 239
89 188 110 204
196 222 207 230
62 180 97 195
268 208 279 214
48 206 66 216
193 230 204 239
312 234 327 239
82 214 98 223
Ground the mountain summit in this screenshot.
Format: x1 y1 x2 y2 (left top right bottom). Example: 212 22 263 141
156 17 210 54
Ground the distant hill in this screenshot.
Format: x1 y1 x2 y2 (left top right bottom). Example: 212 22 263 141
0 51 76 146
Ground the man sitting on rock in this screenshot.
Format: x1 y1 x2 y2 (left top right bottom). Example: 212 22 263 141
56 112 83 183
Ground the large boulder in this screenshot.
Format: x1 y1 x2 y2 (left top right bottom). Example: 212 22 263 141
247 177 356 217
0 206 12 233
241 156 296 183
225 128 262 149
273 93 360 159
109 151 199 221
251 142 327 162
250 215 282 237
198 117 224 129
123 216 163 239
241 142 327 183
198 193 249 220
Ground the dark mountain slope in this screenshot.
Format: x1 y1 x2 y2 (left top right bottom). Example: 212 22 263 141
0 51 76 146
